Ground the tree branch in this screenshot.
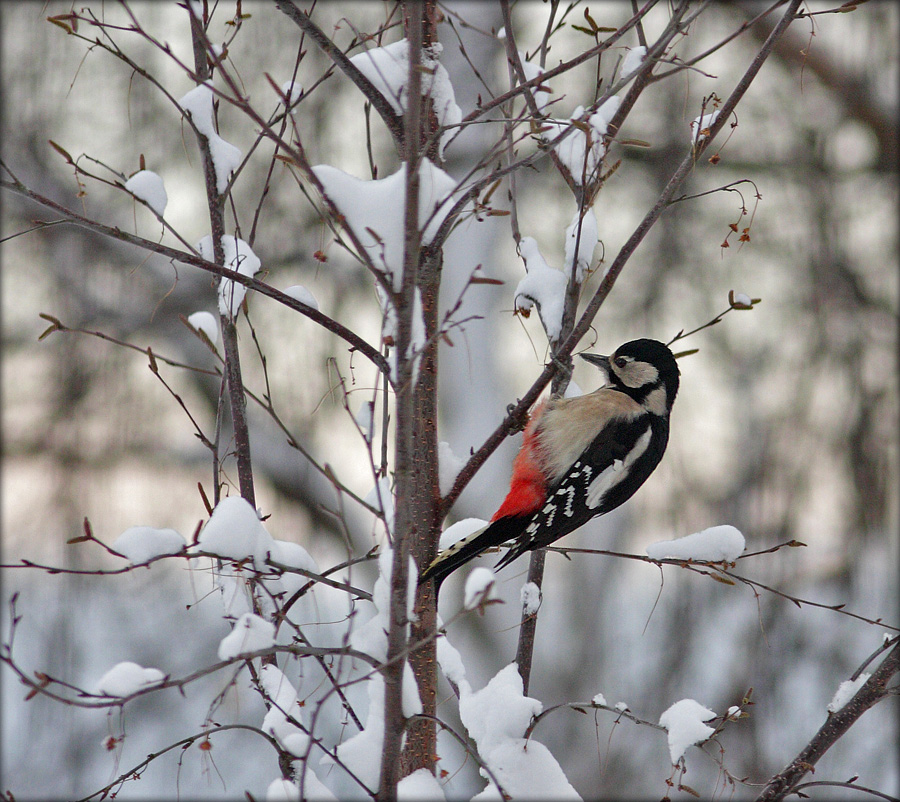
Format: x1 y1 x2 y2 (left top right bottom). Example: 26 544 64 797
272 0 405 151
0 175 390 376
378 4 427 797
755 640 900 801
440 0 806 516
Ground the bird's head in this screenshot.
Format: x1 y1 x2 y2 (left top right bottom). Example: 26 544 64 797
581 339 679 416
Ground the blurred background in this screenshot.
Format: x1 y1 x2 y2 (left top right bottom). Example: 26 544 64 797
2 2 897 799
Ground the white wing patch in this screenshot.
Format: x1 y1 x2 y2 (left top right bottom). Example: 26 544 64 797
525 497 559 542
556 485 576 517
585 427 652 509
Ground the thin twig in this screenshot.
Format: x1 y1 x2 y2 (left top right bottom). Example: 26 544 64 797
1 175 389 375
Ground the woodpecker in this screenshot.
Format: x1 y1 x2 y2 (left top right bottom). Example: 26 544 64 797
420 338 679 590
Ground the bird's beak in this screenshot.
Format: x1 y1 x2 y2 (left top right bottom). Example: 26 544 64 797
580 352 610 370
580 352 611 382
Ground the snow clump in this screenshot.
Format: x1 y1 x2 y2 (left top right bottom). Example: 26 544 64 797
658 698 717 764
124 170 167 216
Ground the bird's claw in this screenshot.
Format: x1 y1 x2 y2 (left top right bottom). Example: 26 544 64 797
506 401 529 433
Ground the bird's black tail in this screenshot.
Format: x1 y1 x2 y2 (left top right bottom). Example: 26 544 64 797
419 516 530 591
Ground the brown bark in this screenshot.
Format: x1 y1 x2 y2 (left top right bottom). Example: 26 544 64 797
402 246 442 777
188 11 255 509
378 3 444 797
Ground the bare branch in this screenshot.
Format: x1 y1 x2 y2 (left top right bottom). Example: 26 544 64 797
0 175 390 375
755 640 900 801
272 0 405 150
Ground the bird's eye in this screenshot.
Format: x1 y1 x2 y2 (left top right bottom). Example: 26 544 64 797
614 356 629 368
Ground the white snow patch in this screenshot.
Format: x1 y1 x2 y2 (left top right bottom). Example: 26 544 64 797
112 526 185 564
297 771 337 801
280 80 303 106
350 548 418 659
263 538 320 626
438 441 466 497
589 95 620 138
266 779 300 802
350 40 408 115
439 518 488 551
398 768 446 800
646 525 745 562
267 774 334 802
541 109 595 184
564 208 598 283
178 81 242 193
541 96 617 185
828 673 870 713
187 310 219 345
350 39 461 156
620 46 646 79
212 568 253 619
124 170 167 216
197 495 275 569
312 161 457 291
658 698 717 764
283 284 318 310
519 53 553 113
733 291 752 306
459 664 580 800
322 672 385 793
259 664 309 753
95 661 165 697
355 401 375 443
592 692 607 706
364 476 395 540
464 567 498 610
218 612 275 660
346 549 422 717
690 110 721 142
197 235 261 318
515 237 567 342
269 539 318 574
379 285 427 385
520 582 541 615
614 701 628 712
436 630 468 691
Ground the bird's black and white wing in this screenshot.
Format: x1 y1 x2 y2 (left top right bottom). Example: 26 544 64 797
495 413 668 569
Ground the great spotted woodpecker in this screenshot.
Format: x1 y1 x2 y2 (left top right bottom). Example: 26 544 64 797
420 338 679 590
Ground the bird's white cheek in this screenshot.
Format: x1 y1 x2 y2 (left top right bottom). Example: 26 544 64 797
585 428 652 509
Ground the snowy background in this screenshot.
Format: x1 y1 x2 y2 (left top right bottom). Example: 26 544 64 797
2 2 897 800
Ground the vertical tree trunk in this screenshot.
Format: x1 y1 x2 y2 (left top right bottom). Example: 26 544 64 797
402 246 442 777
379 3 443 796
401 0 444 779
